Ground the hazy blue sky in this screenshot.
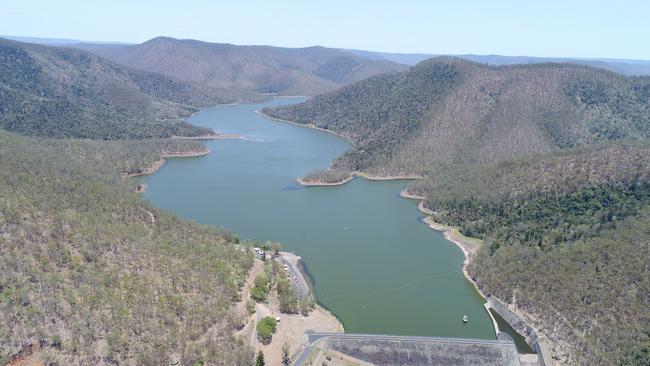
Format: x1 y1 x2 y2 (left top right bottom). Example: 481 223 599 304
1 0 649 59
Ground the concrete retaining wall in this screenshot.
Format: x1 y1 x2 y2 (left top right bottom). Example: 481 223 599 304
487 297 548 366
318 336 521 366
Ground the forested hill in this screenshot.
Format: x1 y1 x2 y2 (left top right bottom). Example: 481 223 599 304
266 56 650 364
78 36 408 100
0 131 253 364
0 38 218 139
407 141 650 365
264 57 650 175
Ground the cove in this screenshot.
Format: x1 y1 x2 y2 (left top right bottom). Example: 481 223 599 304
142 98 495 339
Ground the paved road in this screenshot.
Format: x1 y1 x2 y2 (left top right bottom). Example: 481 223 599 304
293 332 517 366
293 343 314 366
276 253 310 299
307 332 515 345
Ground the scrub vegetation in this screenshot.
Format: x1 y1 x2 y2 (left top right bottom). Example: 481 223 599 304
300 169 353 184
0 131 253 365
265 58 650 175
0 38 216 139
409 142 650 365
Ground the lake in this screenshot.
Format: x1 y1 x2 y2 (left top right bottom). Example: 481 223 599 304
142 97 495 339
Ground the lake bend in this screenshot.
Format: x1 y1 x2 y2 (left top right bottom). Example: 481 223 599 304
142 97 495 339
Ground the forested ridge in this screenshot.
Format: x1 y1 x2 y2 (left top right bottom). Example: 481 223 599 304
78 36 408 101
410 144 650 365
0 38 218 139
266 58 650 365
265 57 650 175
0 131 253 365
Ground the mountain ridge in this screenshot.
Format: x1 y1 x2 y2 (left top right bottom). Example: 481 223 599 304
6 34 650 76
264 55 650 364
344 48 650 75
74 36 408 101
264 57 650 175
0 37 224 139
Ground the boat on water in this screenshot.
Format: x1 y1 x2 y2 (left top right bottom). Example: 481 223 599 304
463 314 469 323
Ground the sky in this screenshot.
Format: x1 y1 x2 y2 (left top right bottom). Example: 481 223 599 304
1 0 649 60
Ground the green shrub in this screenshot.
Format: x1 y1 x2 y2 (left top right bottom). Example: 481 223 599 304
256 316 277 344
250 286 267 302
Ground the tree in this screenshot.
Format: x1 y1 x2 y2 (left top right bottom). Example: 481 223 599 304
255 351 265 366
251 273 270 302
250 286 267 302
270 242 282 256
282 343 291 366
299 296 315 316
256 316 277 344
277 277 298 313
620 336 650 366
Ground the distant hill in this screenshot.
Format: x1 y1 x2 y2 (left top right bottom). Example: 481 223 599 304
0 34 131 46
0 38 221 139
7 35 650 77
264 57 650 175
72 37 408 99
460 54 650 76
341 49 435 67
344 48 650 76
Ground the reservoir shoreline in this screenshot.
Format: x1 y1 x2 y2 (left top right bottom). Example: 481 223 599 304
142 98 498 343
125 148 210 178
255 110 353 143
257 104 507 343
400 187 550 361
398 188 488 311
296 172 425 187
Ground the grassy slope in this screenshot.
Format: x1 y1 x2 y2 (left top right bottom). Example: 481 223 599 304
0 131 253 365
265 58 650 175
83 37 408 100
0 38 218 139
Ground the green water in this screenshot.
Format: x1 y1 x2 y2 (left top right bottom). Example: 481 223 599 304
142 98 495 339
490 309 535 353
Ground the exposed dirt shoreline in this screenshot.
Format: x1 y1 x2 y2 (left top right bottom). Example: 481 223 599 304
356 172 423 181
297 175 355 186
125 148 209 178
398 188 484 292
172 133 244 140
255 110 353 143
296 171 423 187
400 187 553 364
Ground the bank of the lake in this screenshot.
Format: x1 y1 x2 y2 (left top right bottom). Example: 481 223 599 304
255 110 352 143
400 188 546 353
141 98 496 340
125 148 210 178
